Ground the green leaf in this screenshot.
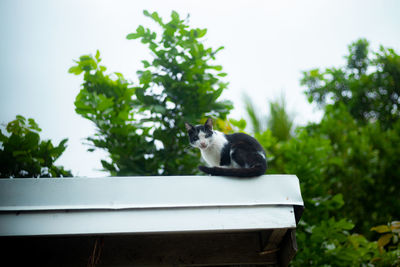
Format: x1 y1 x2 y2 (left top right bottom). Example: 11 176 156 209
137 25 145 35
371 225 390 233
51 139 68 158
153 105 166 114
198 28 207 38
139 70 152 84
12 150 28 157
97 94 114 112
0 130 6 142
171 11 179 21
117 110 129 121
214 46 225 54
135 88 146 103
144 11 163 26
335 219 354 230
377 233 392 248
16 115 26 122
25 132 40 148
212 87 223 101
209 65 223 71
126 33 139 40
217 73 227 77
95 50 100 60
229 118 247 131
28 118 41 132
68 65 83 75
78 55 97 71
58 139 68 149
141 60 151 68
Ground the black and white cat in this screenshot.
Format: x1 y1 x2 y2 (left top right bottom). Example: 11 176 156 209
185 118 267 177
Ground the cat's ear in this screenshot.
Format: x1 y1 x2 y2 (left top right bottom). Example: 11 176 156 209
205 118 213 130
185 122 194 131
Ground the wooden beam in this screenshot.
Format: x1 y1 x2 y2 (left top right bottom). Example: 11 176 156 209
259 228 288 254
278 229 298 267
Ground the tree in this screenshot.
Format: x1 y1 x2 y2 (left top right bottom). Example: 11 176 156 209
243 94 264 134
301 39 400 233
242 39 400 266
69 10 232 176
290 39 400 265
250 102 400 266
0 115 71 178
243 93 293 141
302 39 400 129
305 105 400 234
267 95 293 142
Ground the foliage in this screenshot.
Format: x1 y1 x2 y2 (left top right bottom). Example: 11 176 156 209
254 109 400 266
239 40 400 264
270 120 400 266
301 40 400 233
243 94 293 142
0 115 71 178
302 38 400 129
371 221 400 254
267 95 293 142
295 219 400 266
305 105 400 234
70 10 232 176
243 94 263 134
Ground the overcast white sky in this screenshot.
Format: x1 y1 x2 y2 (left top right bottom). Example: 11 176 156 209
1 0 399 177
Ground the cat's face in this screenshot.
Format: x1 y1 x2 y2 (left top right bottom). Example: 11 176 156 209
185 118 214 150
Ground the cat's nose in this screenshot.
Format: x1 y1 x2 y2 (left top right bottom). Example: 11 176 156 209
200 142 207 148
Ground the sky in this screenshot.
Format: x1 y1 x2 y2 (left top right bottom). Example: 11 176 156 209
1 0 399 177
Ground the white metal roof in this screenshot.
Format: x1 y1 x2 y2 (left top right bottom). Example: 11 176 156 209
0 175 303 236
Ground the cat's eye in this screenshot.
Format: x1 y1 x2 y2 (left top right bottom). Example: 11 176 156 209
193 136 199 141
205 133 212 138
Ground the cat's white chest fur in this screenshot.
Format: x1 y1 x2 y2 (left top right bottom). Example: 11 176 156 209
201 145 222 166
200 131 227 167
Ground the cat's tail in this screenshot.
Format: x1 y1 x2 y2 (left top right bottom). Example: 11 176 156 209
198 163 267 178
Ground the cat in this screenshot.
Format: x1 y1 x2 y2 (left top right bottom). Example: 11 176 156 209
185 118 267 177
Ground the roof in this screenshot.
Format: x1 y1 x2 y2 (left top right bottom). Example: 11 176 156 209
0 175 303 236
